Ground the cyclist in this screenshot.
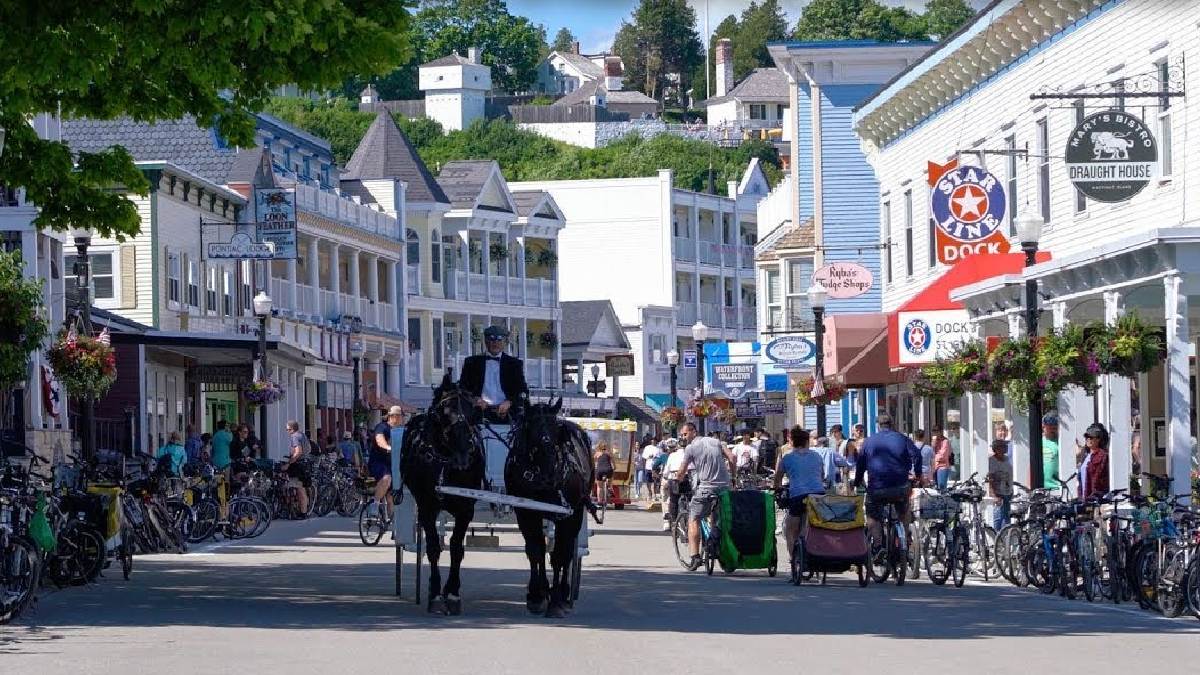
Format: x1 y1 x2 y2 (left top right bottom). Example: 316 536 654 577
772 426 826 563
593 441 615 501
367 405 406 517
660 438 684 531
854 414 920 553
284 420 311 517
675 422 735 571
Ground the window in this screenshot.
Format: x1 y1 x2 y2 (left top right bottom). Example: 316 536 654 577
883 202 893 284
187 257 199 308
223 268 234 316
775 104 785 120
1005 135 1017 236
903 190 913 277
785 259 812 330
205 264 218 313
405 228 420 266
65 252 115 301
1037 118 1050 222
749 104 766 120
1073 100 1087 213
167 251 181 305
1158 60 1173 177
432 318 443 370
240 261 252 312
430 229 442 283
766 268 782 330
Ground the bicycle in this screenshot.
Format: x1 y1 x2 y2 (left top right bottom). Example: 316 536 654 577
358 489 394 546
670 491 722 575
593 474 610 525
867 490 909 586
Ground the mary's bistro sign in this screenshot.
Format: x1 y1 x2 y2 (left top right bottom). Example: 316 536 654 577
1066 111 1158 203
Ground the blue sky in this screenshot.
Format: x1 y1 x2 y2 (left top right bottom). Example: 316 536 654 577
507 1 990 54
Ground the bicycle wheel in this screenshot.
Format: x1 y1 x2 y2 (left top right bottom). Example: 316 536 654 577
188 499 220 543
118 525 134 580
1078 535 1097 603
228 498 265 539
359 499 385 546
950 529 968 588
72 523 106 585
1185 555 1200 619
1059 538 1078 600
0 536 41 624
906 521 921 580
892 522 907 586
704 527 718 576
923 527 949 585
335 485 363 517
868 530 890 583
791 536 805 586
671 517 692 570
970 525 996 580
166 499 195 544
1025 542 1054 594
994 525 1020 586
1134 544 1159 610
248 498 272 538
595 481 608 525
1157 544 1187 618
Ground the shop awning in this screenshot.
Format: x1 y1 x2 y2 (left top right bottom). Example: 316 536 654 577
822 314 900 387
887 252 1051 369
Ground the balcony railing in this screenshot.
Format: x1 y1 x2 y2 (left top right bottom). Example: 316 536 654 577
321 290 337 319
507 277 524 305
698 241 722 266
406 350 422 385
677 303 697 327
525 358 561 390
738 245 755 269
721 245 739 267
468 273 487 301
488 279 506 304
722 305 737 328
741 306 757 330
405 265 419 295
700 302 721 327
674 237 695 262
295 183 397 239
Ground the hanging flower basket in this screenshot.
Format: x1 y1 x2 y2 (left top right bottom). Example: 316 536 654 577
987 338 1033 389
687 397 717 418
912 360 963 399
489 243 510 261
714 407 738 426
537 249 558 267
1034 324 1100 396
794 375 845 406
244 379 284 406
45 327 116 399
945 340 992 394
659 406 685 429
1090 313 1164 378
538 331 558 349
352 400 371 427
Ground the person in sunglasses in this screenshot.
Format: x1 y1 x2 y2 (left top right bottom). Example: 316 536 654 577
459 325 528 421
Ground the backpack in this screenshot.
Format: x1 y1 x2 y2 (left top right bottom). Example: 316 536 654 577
653 452 669 471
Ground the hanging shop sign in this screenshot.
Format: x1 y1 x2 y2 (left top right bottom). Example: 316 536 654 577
928 160 1010 265
605 354 635 377
254 188 298 259
711 363 759 399
762 335 816 370
1065 111 1158 203
813 262 873 299
896 309 972 365
207 231 275 259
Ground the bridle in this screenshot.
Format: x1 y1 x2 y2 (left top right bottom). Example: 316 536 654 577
418 385 483 470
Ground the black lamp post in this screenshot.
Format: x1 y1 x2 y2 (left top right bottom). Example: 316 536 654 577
667 348 680 409
350 338 365 424
252 291 273 458
590 363 601 398
70 226 96 461
692 321 709 434
807 282 829 437
1016 212 1045 489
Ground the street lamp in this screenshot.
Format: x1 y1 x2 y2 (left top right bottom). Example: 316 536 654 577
807 282 829 437
1016 211 1045 489
253 291 273 457
692 321 709 434
666 349 680 409
590 363 601 399
69 226 95 460
350 338 366 421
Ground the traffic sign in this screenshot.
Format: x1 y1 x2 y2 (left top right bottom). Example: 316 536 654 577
683 349 697 368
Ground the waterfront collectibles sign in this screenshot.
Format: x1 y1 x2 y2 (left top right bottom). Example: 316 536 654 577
1066 111 1158 203
763 335 816 370
254 188 298 259
813 262 873 299
711 363 759 399
928 160 1010 265
896 309 972 365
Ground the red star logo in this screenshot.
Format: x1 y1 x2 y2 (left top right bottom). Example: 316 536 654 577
949 184 988 223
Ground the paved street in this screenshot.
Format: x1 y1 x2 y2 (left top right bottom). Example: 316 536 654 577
4 508 1200 675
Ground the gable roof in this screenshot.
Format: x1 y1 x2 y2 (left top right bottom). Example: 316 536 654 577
342 112 449 204
552 51 605 79
437 160 514 212
560 300 629 349
554 79 660 108
511 190 560 219
61 116 243 185
420 53 475 68
703 67 789 106
756 218 815 261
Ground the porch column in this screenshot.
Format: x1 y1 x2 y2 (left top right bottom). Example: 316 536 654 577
576 355 586 395
387 360 402 396
306 237 319 312
348 248 361 318
1102 291 1133 497
329 243 341 316
1007 314 1030 484
1052 301 1086 485
964 319 989 480
286 258 298 313
482 231 492 300
366 253 379 328
1163 275 1192 503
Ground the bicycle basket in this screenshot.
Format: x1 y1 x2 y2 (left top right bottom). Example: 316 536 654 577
916 493 960 520
805 494 865 531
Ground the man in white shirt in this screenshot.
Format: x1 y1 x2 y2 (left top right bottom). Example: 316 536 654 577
459 325 528 422
660 438 684 530
732 433 758 478
641 441 662 501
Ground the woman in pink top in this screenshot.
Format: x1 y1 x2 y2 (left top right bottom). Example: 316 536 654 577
932 429 953 491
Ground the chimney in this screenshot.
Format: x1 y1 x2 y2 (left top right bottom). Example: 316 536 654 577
572 41 581 55
604 56 624 91
715 38 733 97
468 46 480 64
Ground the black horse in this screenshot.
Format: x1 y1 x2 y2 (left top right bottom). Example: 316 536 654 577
505 398 594 618
400 374 487 615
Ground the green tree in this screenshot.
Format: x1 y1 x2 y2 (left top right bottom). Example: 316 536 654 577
0 2 410 239
793 0 923 41
0 251 50 421
414 0 546 93
733 0 789 80
262 98 376 165
613 0 704 101
923 0 975 40
551 27 577 53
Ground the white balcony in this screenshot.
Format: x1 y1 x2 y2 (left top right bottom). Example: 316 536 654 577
699 241 722 266
677 302 697 327
722 305 738 328
674 237 695 262
700 302 721 326
507 277 524 304
321 290 337 320
738 245 755 269
721 244 739 267
741 306 756 330
525 358 561 390
405 265 419 295
361 301 377 328
488 278 506 304
377 302 397 332
468 273 487 301
406 350 422 385
295 183 397 239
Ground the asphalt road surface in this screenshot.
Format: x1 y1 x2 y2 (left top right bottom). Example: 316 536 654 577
4 508 1199 674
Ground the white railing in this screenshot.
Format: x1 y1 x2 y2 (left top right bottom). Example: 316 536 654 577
539 279 556 307
699 241 722 266
700 302 721 326
446 271 466 300
377 302 396 332
321 290 337 319
361 301 377 328
674 237 695 262
722 305 738 328
295 183 398 239
296 283 315 315
739 245 755 269
468 273 487 302
507 277 525 305
270 278 285 305
741 306 756 330
677 302 697 326
340 293 357 318
405 265 419 295
488 280 505 304
721 244 738 267
526 358 543 388
542 360 559 389
406 350 422 385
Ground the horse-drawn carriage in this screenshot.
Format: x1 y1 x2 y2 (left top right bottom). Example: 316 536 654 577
390 382 594 618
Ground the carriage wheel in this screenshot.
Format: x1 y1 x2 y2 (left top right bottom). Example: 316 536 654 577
570 550 582 602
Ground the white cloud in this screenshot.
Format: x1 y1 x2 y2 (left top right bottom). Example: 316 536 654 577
582 27 618 54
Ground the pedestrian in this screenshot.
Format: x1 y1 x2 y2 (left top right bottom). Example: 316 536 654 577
732 432 757 478
634 435 651 499
338 430 362 470
932 428 953 491
184 424 203 465
660 438 684 530
155 431 188 477
641 437 662 501
1077 423 1111 500
1041 413 1060 488
913 429 934 486
285 420 311 517
987 438 1014 531
199 433 213 464
811 435 846 489
756 429 779 474
211 419 234 471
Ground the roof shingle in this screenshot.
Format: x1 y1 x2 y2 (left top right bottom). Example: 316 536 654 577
60 116 242 185
437 160 505 211
342 112 449 204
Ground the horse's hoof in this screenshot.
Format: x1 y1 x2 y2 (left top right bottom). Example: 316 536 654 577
526 597 548 614
544 602 567 619
445 594 463 616
427 596 446 614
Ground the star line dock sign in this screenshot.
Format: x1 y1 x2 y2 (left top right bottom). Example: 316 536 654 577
928 159 1011 265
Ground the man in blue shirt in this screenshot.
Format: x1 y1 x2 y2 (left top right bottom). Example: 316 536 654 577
854 414 920 545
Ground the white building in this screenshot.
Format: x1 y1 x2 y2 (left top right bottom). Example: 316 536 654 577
512 164 768 408
535 47 621 95
854 0 1197 496
418 49 491 132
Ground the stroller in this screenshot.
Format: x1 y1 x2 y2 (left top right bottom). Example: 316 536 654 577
793 493 870 586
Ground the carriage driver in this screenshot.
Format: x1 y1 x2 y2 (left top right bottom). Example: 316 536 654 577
459 325 529 421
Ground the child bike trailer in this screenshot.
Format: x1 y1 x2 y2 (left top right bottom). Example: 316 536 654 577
801 494 869 586
715 489 777 576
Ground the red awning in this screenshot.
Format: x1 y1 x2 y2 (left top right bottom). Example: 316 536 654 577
887 252 1051 369
822 313 902 387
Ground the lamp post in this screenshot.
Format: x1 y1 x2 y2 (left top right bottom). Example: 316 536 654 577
252 291 273 458
350 338 365 422
590 363 601 398
692 321 709 434
1016 212 1045 489
666 349 680 409
807 282 829 437
69 226 96 460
